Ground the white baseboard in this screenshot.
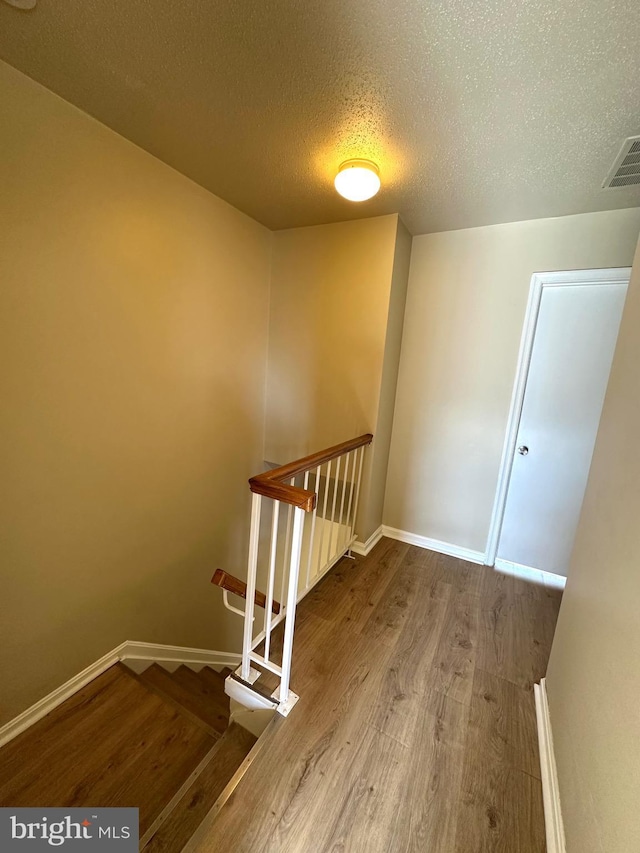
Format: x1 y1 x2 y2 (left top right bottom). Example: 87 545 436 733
121 641 241 669
381 526 486 565
535 679 566 853
0 641 242 749
494 558 567 590
351 525 384 556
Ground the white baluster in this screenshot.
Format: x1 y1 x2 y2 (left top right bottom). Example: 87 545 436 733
279 506 305 705
280 479 294 608
300 470 309 592
263 499 280 662
328 455 341 562
316 459 331 577
241 493 262 682
340 450 354 551
350 446 365 546
305 464 321 589
337 452 348 551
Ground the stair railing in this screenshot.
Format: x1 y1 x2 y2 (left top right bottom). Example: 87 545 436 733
225 433 372 715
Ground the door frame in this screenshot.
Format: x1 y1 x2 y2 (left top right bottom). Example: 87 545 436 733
485 266 632 568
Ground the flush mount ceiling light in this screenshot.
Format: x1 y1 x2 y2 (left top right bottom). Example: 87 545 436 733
334 159 381 202
2 0 36 8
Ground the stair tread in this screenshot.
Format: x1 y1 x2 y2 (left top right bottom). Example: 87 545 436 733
172 665 226 698
0 663 215 836
196 666 228 689
171 667 232 725
138 665 229 736
142 723 257 853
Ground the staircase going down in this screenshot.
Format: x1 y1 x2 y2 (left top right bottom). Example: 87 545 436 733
0 661 258 852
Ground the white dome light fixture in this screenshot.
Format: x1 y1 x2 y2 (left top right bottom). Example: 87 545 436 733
334 159 381 202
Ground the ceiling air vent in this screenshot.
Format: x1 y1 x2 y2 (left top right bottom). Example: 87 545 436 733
602 136 640 189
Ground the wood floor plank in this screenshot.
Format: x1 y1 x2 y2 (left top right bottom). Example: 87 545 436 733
368 581 451 746
300 537 399 623
399 546 454 601
479 566 515 606
336 540 410 631
477 591 513 681
360 556 434 648
305 539 409 634
468 668 541 779
430 586 480 705
455 745 545 853
254 611 347 697
434 551 485 597
392 690 469 853
504 592 556 692
267 722 409 853
399 543 432 566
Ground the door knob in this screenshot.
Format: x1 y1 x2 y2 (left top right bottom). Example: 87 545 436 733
517 445 529 456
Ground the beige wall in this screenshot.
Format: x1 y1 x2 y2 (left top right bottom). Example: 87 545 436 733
546 236 640 852
384 209 640 555
0 62 272 724
265 214 408 541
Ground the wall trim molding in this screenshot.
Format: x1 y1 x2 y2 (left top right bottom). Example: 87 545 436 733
381 526 486 564
485 266 632 566
121 641 241 668
535 678 567 853
351 525 384 556
0 641 242 749
494 558 567 590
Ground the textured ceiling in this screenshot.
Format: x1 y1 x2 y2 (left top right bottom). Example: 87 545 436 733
0 0 639 234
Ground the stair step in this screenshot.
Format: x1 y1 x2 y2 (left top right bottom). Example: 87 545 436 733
0 664 215 837
170 667 231 731
138 665 229 736
123 665 221 739
196 666 228 690
176 667 232 724
141 723 257 853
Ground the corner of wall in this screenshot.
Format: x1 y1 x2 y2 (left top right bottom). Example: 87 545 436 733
359 217 413 540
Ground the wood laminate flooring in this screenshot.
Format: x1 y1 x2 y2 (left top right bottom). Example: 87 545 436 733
0 662 256 851
191 537 561 853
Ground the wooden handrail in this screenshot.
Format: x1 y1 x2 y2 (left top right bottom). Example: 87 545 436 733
211 569 281 615
248 433 373 512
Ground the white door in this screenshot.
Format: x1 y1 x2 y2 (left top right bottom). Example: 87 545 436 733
497 276 628 577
